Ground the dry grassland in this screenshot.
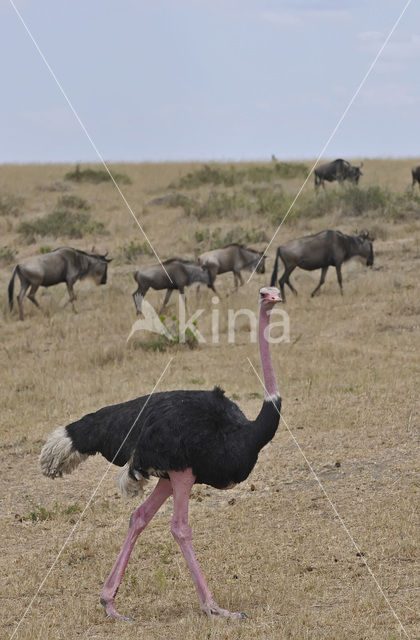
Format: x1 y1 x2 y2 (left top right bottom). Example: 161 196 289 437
0 160 419 640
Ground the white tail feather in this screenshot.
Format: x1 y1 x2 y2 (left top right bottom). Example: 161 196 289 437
117 463 149 498
39 426 88 478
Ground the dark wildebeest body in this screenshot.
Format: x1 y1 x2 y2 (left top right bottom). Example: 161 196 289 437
198 244 266 294
314 159 363 189
411 166 420 188
270 230 374 300
133 259 212 315
8 247 111 320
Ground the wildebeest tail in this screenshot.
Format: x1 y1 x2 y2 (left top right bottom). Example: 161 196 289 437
270 248 281 286
8 265 19 312
39 425 89 478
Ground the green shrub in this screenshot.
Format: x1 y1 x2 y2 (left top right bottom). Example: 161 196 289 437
166 193 194 208
171 162 308 189
133 318 199 351
0 246 16 265
57 194 90 210
245 163 308 183
186 191 248 219
272 161 308 179
194 226 268 250
25 505 53 522
339 185 389 215
18 209 106 242
0 194 23 216
252 188 290 216
64 164 131 185
172 164 241 189
116 240 154 263
270 184 420 225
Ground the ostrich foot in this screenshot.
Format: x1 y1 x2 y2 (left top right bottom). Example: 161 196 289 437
100 598 135 622
203 601 247 619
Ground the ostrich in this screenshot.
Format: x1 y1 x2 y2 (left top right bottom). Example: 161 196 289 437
39 287 282 621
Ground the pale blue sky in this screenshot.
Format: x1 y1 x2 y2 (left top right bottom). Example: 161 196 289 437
1 1 419 163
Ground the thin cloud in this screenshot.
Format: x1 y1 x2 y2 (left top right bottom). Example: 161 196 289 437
358 83 420 108
260 7 351 27
358 31 420 63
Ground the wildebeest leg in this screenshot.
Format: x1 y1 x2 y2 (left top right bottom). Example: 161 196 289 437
27 285 41 310
17 279 30 321
311 266 328 297
178 287 187 314
132 286 148 315
279 267 296 302
158 289 173 315
285 278 298 296
66 281 77 313
205 265 218 295
232 271 238 291
335 264 343 295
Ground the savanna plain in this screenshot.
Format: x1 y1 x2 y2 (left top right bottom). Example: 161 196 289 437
0 159 419 640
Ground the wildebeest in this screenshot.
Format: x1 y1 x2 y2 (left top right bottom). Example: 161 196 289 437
198 244 266 294
270 230 374 300
411 165 420 188
314 159 363 189
8 247 111 320
133 258 212 315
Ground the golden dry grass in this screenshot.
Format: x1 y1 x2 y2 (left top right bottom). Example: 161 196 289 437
0 160 419 640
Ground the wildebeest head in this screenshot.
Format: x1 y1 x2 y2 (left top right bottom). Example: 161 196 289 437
88 251 112 285
347 163 363 184
356 231 374 266
255 253 266 274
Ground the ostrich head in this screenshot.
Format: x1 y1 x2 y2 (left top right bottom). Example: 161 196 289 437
259 286 282 309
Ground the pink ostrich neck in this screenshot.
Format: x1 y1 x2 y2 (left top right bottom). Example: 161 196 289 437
258 304 279 399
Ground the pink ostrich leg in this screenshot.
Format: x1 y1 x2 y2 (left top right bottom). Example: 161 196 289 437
169 469 246 619
100 478 172 620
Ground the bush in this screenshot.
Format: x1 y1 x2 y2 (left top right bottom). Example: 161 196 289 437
170 162 308 189
56 194 90 210
116 241 154 263
339 185 389 215
0 246 16 265
64 164 131 185
272 161 309 179
0 194 23 217
172 164 240 189
133 318 199 351
18 209 106 242
185 191 248 219
148 193 193 208
194 226 268 250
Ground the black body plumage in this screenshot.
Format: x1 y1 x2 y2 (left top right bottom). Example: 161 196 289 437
66 386 281 490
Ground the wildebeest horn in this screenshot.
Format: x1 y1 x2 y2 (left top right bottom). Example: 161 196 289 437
358 229 374 241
